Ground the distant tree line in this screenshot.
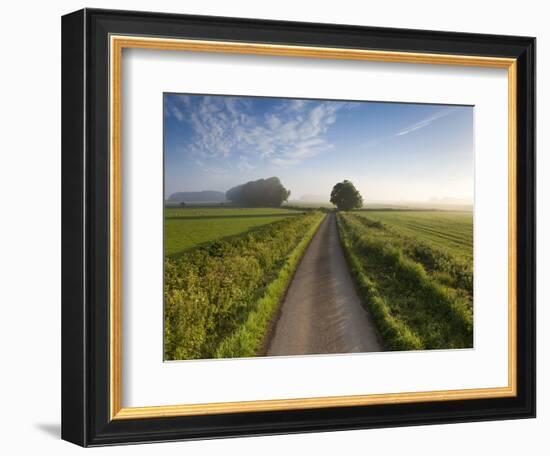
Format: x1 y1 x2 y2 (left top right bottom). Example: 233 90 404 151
226 177 291 207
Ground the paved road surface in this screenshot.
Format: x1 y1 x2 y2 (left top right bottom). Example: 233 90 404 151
266 213 383 356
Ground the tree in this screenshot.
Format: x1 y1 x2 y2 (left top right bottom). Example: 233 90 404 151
226 177 291 207
330 180 363 211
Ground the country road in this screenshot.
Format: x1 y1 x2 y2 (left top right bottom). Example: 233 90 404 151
266 212 383 356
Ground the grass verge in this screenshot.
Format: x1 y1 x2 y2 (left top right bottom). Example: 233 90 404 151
337 213 472 351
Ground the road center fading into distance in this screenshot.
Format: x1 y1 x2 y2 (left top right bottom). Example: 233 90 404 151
267 212 383 356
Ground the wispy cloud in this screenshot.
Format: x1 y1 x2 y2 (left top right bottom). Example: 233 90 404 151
168 103 184 122
166 95 347 170
237 155 255 171
396 108 456 136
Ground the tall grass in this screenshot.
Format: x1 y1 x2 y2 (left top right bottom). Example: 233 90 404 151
164 211 325 360
338 213 473 351
352 214 473 294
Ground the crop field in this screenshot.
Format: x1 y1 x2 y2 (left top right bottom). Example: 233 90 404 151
337 210 473 351
357 210 473 262
165 207 305 257
164 210 325 360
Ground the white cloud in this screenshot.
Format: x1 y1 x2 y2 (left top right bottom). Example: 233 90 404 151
237 155 255 171
168 95 347 169
396 108 456 136
170 104 184 122
286 99 307 112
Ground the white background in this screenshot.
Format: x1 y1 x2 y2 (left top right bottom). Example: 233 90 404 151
0 0 546 454
123 50 509 407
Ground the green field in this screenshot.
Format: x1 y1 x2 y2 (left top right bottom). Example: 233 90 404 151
164 209 325 360
164 204 474 358
165 207 305 257
338 210 473 351
356 210 473 262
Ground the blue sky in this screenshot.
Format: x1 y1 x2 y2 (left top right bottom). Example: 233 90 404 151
164 94 473 203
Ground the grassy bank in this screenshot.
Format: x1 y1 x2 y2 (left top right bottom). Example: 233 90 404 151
164 211 325 360
337 212 473 351
352 212 473 294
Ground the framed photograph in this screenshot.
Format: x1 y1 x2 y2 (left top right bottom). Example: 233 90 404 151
61 8 535 446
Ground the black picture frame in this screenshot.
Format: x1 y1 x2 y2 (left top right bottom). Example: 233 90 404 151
62 8 536 447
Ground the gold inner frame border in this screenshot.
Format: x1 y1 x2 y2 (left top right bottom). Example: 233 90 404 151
109 35 517 420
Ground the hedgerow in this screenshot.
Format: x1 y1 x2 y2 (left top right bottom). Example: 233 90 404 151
164 212 325 360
